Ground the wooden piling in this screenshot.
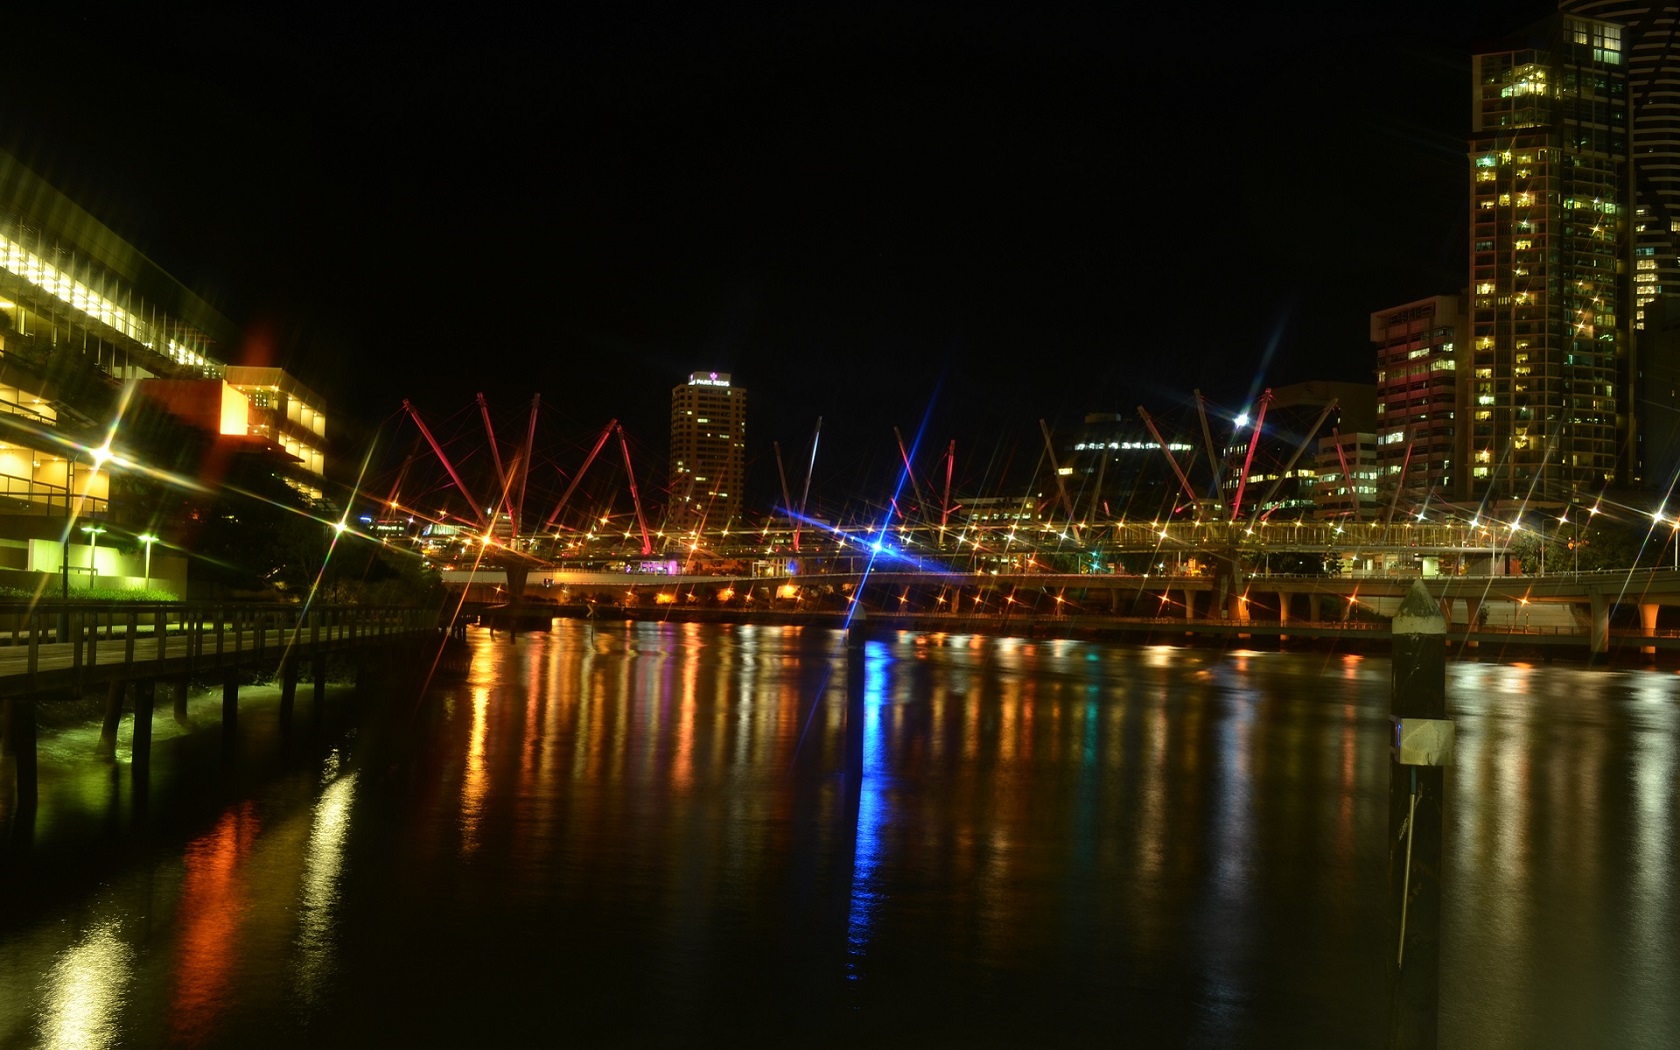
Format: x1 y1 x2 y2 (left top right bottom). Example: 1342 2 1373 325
98 680 125 760
279 655 299 730
222 671 239 749
311 654 328 732
12 694 37 806
132 679 155 779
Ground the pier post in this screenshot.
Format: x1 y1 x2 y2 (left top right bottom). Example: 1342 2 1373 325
1387 580 1451 1049
173 675 191 724
97 681 125 760
312 654 328 730
132 679 155 779
12 694 37 807
279 655 299 731
222 671 239 749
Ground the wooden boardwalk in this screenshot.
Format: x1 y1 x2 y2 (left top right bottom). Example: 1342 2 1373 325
0 602 436 697
0 601 439 805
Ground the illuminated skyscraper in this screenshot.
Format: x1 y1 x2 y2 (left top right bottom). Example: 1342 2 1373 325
1371 295 1469 503
1559 2 1680 330
668 371 747 530
1469 12 1634 500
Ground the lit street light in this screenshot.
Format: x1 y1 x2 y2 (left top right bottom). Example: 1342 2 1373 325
138 533 159 590
81 523 107 588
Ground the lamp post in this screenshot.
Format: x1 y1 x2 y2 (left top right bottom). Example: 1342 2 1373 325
138 533 158 591
60 454 74 601
58 442 114 598
81 524 106 588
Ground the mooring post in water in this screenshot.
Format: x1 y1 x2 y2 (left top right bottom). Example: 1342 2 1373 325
97 680 125 760
132 679 156 779
1388 580 1453 1049
845 609 866 784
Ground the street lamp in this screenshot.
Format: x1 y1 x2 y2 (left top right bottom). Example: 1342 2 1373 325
80 524 106 588
138 533 159 591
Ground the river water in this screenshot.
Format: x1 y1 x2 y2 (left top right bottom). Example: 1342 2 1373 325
0 621 1676 1047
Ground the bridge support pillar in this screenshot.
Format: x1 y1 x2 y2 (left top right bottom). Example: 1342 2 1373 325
1640 603 1659 659
1465 599 1482 649
97 681 125 760
1110 586 1121 612
1277 593 1290 626
222 671 239 749
132 679 155 779
1590 594 1611 659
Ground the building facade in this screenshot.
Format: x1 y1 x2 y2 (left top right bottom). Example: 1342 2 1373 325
1372 295 1469 504
1559 2 1680 331
224 366 328 499
1060 412 1189 523
1469 14 1635 501
0 150 231 590
1219 382 1377 520
668 371 746 530
1313 430 1382 520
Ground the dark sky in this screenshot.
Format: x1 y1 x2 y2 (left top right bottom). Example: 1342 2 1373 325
0 2 1557 507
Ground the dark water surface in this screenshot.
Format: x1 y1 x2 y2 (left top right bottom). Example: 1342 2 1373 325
1 622 1676 1047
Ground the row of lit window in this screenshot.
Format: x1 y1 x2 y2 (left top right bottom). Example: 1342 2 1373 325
0 233 218 372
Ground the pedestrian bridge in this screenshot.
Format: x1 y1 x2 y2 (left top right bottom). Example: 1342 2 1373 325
451 565 1680 657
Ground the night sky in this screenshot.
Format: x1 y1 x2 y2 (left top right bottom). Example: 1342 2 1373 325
1 2 1558 506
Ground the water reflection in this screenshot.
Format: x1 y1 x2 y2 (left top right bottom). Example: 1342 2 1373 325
38 920 133 1050
1 623 1676 1046
169 802 259 1045
845 641 888 977
292 763 355 1011
460 686 490 854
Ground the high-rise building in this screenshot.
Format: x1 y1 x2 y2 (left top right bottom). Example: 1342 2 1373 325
1314 430 1381 521
1469 13 1634 501
1059 412 1187 523
1372 295 1469 503
1219 381 1376 520
668 371 746 530
1559 2 1680 330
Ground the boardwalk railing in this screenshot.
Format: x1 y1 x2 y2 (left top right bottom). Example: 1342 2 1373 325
1 601 443 807
0 601 438 697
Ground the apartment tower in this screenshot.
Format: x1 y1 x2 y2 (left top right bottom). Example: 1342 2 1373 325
668 371 746 530
1469 13 1634 501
